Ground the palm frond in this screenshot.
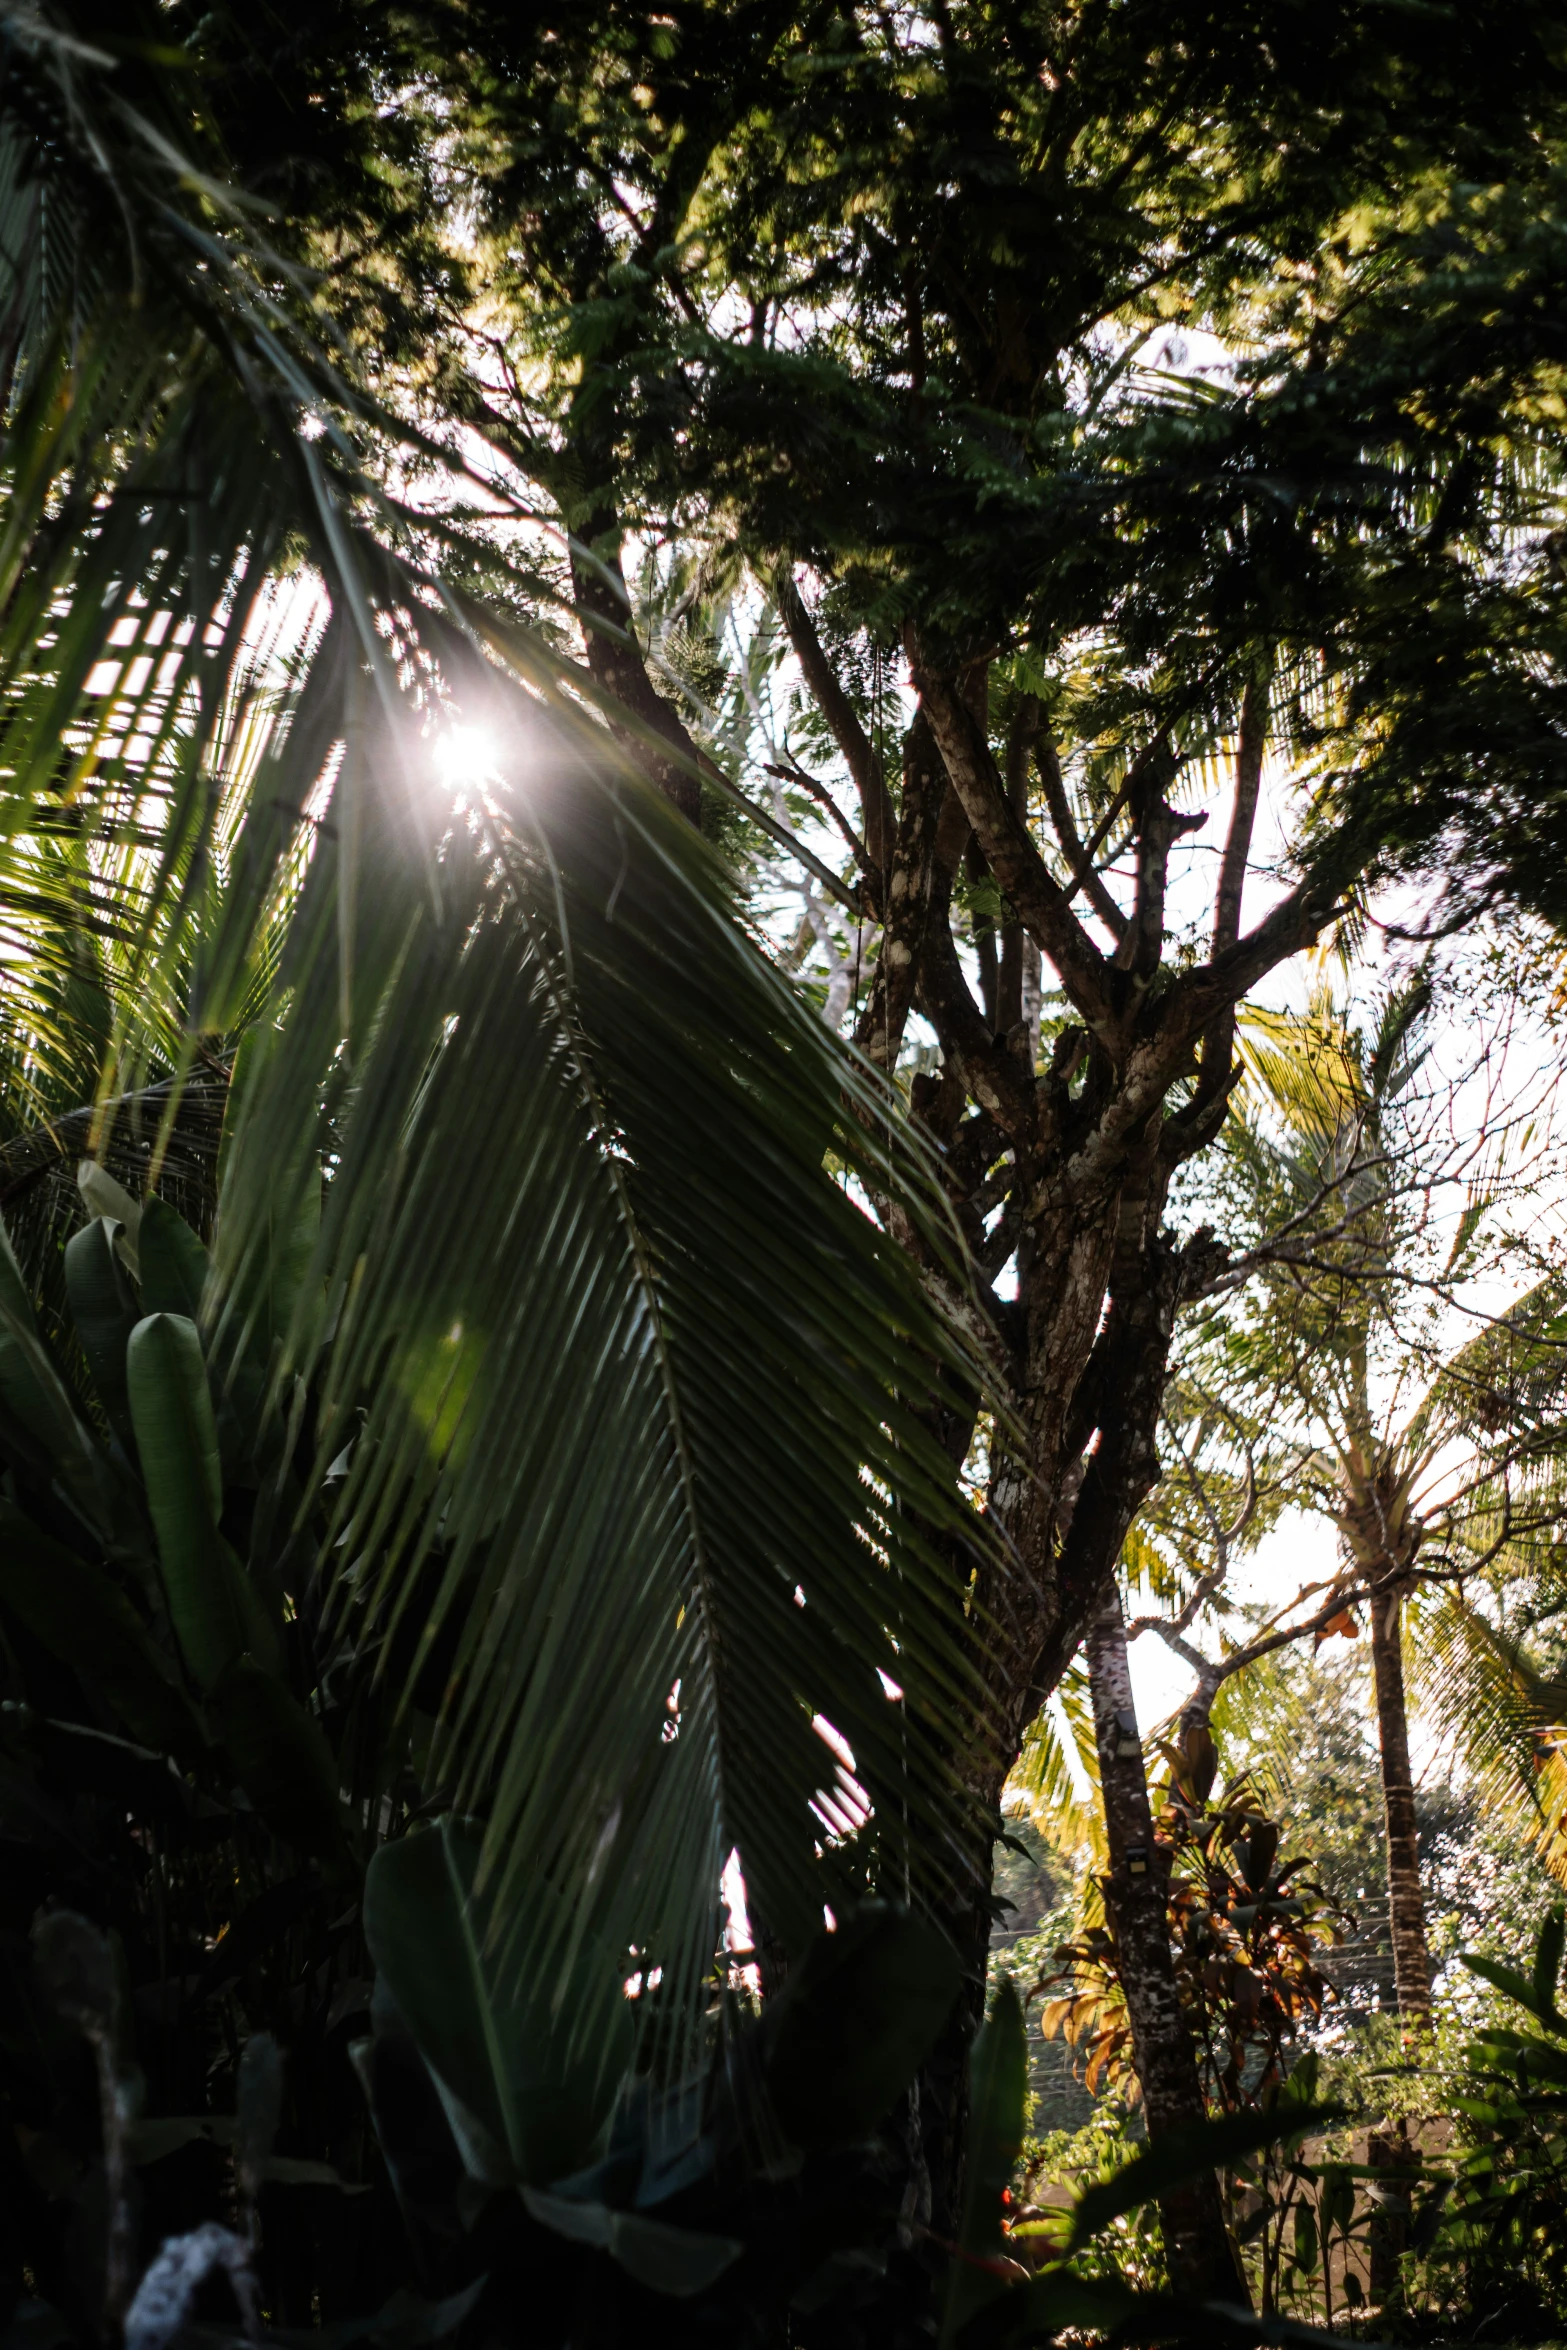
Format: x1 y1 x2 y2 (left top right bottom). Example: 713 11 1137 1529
212 679 996 1996
1007 1672 1100 1862
1236 1000 1364 1147
1415 1590 1567 1884
0 6 1006 2011
1402 1271 1567 1468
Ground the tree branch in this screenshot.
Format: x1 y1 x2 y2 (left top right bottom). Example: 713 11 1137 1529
775 570 896 874
854 708 950 1070
763 759 868 869
997 696 1041 1033
909 651 1120 1040
1114 740 1205 983
1143 1580 1374 1737
1035 726 1129 944
917 899 1039 1143
1196 662 1271 1095
1156 860 1346 1064
1213 669 1271 962
568 522 706 827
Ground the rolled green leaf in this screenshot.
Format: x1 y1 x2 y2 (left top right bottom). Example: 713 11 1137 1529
364 1819 632 2187
0 1214 113 1525
216 1022 322 1375
77 1161 143 1280
137 1198 212 1325
65 1217 142 1457
126 1312 241 1689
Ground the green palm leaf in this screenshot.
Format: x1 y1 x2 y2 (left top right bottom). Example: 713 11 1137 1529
212 695 993 1992
0 6 1002 2001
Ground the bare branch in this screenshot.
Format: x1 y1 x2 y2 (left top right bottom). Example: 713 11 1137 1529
763 759 868 869
1114 741 1206 983
1158 862 1346 1060
999 698 1044 1029
775 570 895 873
1035 727 1129 944
1197 661 1271 1094
909 652 1120 1039
1213 668 1271 961
1131 1578 1374 1735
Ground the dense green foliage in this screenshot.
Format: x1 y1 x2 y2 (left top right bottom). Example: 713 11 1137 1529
5 0 1567 2342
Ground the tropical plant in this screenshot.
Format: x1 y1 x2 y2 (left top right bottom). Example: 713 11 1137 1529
18 1882 1360 2350
0 9 1004 2329
3 0 1027 2046
0 1166 397 2337
8 0 1567 2313
0 947 1007 2329
345 1835 976 2346
1038 1735 1341 2120
391 5 1567 2283
13 1872 974 2350
1152 975 1567 2021
1424 1906 1567 2336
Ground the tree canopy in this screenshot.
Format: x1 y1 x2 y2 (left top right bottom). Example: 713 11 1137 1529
5 1 1567 2339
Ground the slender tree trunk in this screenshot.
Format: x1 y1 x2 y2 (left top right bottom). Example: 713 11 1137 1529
1085 1582 1250 2305
1367 1580 1432 2020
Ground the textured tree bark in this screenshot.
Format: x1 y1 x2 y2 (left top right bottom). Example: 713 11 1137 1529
1367 1582 1433 2020
1085 1582 1250 2304
897 1188 1226 2260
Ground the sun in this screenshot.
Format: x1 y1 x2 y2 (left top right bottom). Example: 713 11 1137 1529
431 723 501 788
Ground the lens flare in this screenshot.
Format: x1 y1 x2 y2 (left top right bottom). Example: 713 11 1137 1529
431 723 500 788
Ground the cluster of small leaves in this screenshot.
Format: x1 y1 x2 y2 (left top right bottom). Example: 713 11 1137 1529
1032 1729 1342 2113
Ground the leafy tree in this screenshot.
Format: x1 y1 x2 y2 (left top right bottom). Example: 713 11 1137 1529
380 0 1567 2280
8 0 1567 2306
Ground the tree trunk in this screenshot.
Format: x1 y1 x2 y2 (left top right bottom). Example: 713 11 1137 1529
1367 1581 1432 2020
1085 1581 1250 2305
568 522 705 828
598 620 1328 2309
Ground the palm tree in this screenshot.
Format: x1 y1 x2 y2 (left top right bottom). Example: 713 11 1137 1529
1165 978 1567 2019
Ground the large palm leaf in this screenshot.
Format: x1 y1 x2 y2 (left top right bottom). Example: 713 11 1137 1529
215 679 995 1985
1417 1584 1567 1883
0 5 1000 1992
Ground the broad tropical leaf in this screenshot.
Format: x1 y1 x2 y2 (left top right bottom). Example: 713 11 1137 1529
213 689 994 1993
0 7 1002 2010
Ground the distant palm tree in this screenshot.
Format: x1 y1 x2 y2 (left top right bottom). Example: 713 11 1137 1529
1166 981 1567 2017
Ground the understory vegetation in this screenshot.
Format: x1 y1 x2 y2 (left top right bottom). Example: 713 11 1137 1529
5 2 1567 2345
